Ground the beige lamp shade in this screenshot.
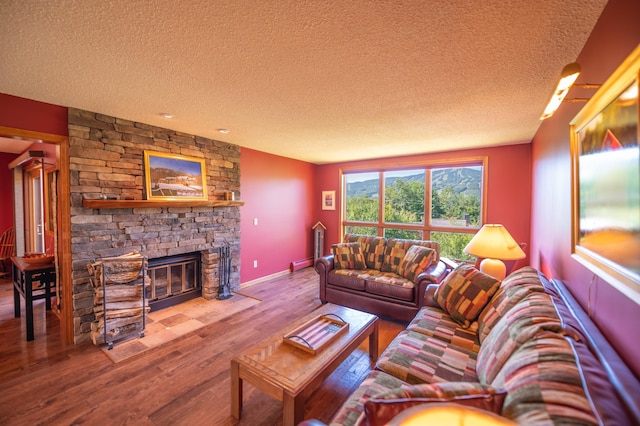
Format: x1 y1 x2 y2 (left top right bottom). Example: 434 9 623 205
464 224 525 280
389 403 516 425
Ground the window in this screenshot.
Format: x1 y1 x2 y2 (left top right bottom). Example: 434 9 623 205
342 162 485 260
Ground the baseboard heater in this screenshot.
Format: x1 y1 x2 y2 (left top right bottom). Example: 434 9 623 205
290 257 314 272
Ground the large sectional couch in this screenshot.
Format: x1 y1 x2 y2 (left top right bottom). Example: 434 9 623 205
304 265 640 425
315 234 449 322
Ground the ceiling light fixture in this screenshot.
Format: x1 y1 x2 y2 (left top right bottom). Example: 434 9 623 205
540 63 601 120
159 113 174 119
217 129 230 134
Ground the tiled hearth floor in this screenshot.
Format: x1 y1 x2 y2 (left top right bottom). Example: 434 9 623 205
102 293 261 362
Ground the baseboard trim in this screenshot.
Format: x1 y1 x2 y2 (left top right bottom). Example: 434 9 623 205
240 269 290 288
290 257 314 272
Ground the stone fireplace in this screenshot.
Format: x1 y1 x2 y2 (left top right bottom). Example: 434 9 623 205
147 252 201 311
68 108 241 344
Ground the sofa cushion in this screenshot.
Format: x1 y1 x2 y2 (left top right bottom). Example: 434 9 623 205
363 382 507 426
364 272 415 302
382 238 441 274
345 234 387 270
376 330 479 384
434 264 501 328
328 269 368 291
476 292 565 384
397 245 436 282
407 307 480 353
328 370 409 426
477 266 546 343
491 335 598 425
333 242 367 270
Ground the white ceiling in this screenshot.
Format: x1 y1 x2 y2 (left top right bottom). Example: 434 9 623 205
0 137 34 154
0 1 608 164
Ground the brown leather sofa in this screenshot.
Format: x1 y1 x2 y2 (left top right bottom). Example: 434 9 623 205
315 234 450 322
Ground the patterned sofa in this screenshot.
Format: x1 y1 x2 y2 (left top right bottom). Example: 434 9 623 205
302 265 640 425
315 234 449 322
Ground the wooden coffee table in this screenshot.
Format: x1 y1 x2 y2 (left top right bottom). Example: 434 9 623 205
231 303 379 425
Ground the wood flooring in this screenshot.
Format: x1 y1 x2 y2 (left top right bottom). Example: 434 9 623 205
0 267 406 425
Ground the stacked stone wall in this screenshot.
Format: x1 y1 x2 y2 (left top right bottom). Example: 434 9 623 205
68 108 241 343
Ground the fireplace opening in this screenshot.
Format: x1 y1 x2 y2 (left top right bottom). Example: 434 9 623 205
146 252 201 311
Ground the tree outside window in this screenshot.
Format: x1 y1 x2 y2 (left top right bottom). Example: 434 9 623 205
342 163 484 261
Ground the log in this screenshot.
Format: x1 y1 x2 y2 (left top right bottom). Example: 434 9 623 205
94 285 143 304
87 252 148 347
91 321 142 345
94 306 147 319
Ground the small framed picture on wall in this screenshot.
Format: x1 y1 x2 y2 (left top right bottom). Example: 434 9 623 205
322 191 335 210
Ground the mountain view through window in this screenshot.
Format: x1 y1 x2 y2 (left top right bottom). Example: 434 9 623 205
344 165 484 260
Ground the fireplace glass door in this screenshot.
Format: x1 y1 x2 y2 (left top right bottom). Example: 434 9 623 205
146 253 201 311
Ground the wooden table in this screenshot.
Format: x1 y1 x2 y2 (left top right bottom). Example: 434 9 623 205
231 304 379 426
11 256 57 341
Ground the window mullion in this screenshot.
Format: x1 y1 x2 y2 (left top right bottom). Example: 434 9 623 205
425 168 432 227
378 172 384 236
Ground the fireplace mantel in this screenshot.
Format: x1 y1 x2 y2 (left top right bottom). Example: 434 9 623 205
82 199 244 209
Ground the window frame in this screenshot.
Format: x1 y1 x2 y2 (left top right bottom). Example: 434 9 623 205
340 157 488 240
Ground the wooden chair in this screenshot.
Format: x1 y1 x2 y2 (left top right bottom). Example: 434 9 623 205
0 227 16 278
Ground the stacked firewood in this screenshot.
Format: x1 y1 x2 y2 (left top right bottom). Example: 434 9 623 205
87 251 150 346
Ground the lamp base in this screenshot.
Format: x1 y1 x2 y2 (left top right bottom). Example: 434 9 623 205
479 258 506 280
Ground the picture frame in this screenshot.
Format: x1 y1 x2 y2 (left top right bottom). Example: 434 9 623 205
570 45 640 292
143 151 208 201
322 190 335 210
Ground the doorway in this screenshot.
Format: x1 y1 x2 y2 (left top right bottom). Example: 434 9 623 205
23 161 53 255
0 126 72 344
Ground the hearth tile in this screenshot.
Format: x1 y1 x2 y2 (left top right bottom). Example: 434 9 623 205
145 321 166 333
104 339 147 362
141 327 178 347
99 294 261 363
195 310 225 324
148 306 180 321
168 318 204 336
159 313 190 327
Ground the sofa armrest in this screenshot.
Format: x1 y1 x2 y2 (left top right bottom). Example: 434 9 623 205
314 254 334 275
417 259 448 284
423 283 440 308
440 257 459 271
314 254 334 303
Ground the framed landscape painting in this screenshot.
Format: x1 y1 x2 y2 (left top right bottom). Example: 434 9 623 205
143 151 208 201
570 45 640 292
322 191 335 210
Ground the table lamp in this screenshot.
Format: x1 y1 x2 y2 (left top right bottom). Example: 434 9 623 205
464 224 525 280
389 403 516 425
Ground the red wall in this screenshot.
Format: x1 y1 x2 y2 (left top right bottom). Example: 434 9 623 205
0 153 15 233
0 93 69 136
531 0 640 378
315 144 532 257
0 94 68 242
239 148 317 283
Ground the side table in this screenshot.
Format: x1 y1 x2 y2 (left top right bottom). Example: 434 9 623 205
11 256 57 341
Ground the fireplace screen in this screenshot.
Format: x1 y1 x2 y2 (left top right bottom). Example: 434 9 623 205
146 252 201 311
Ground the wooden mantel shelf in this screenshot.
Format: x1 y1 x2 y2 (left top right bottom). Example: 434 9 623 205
82 199 244 209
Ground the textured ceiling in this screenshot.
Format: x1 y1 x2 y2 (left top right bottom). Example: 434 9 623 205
0 1 608 164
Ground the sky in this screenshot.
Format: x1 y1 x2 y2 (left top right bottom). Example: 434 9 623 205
148 154 203 175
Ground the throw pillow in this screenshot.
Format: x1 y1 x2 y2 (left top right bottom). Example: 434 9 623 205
332 242 367 270
397 245 436 282
363 382 506 426
434 264 501 328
